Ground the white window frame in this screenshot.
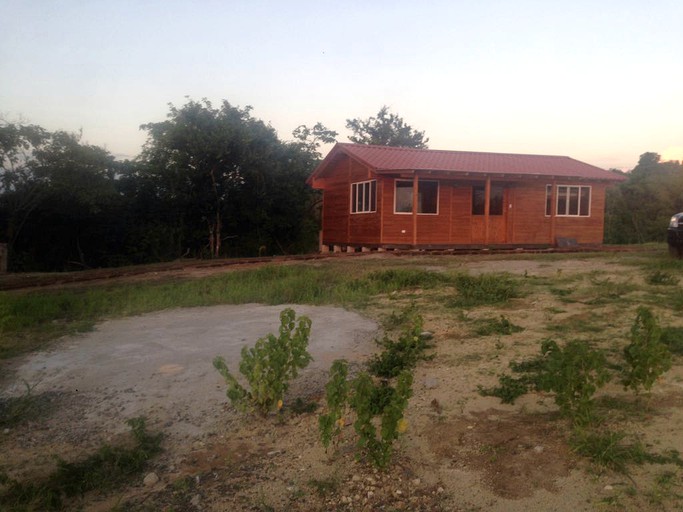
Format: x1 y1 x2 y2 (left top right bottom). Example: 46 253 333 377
546 184 591 217
393 179 439 215
350 180 377 214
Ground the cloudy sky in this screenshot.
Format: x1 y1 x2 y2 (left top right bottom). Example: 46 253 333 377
1 0 681 170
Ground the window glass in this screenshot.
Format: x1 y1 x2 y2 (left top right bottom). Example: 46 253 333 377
579 187 590 216
557 186 568 215
489 186 503 215
553 185 591 217
418 181 438 214
568 187 579 215
472 185 503 215
472 186 485 215
351 180 376 213
395 181 413 213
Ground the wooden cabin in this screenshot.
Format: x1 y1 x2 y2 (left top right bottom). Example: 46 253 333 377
307 143 625 251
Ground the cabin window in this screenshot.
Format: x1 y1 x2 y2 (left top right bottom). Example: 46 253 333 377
472 185 503 215
394 179 439 214
351 180 377 213
547 185 591 216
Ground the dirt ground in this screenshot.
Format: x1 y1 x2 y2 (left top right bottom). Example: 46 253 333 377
2 254 683 511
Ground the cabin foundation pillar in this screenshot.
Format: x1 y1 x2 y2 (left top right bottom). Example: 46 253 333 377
333 245 343 253
0 243 6 273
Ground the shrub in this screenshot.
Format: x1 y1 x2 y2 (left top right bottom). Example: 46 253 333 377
480 339 610 426
621 307 672 393
213 308 312 415
368 314 430 378
537 339 611 426
319 360 413 469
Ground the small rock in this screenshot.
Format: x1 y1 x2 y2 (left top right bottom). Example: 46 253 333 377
533 445 544 453
267 450 281 456
411 478 421 486
437 486 445 494
420 331 434 340
604 485 614 491
341 496 351 504
190 494 201 507
3 428 9 435
367 491 374 498
143 472 159 486
352 474 362 482
395 489 403 495
424 377 439 389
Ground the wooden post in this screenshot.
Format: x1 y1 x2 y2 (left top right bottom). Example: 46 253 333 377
484 177 491 245
412 173 419 246
550 181 557 245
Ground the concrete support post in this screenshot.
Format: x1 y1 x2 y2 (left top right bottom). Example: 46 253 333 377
0 243 7 273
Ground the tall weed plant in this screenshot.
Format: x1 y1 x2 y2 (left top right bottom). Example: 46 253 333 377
213 308 312 415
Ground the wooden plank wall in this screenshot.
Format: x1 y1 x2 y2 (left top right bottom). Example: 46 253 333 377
320 159 609 247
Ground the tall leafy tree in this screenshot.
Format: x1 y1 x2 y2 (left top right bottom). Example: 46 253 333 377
346 106 429 148
0 125 125 270
604 152 683 244
292 122 338 159
138 99 321 258
139 99 272 257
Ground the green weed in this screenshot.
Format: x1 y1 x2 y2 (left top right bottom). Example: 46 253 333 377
583 276 636 305
570 429 683 473
0 417 162 511
660 326 683 355
621 307 671 393
0 381 41 428
448 273 521 308
472 315 523 336
307 476 340 497
646 270 679 286
319 360 413 469
368 315 431 378
213 308 312 415
481 339 610 426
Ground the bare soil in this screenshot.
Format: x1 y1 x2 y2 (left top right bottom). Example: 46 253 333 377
2 253 683 511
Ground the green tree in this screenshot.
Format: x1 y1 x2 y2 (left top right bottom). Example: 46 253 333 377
345 106 429 148
0 125 125 270
138 98 322 258
604 152 683 244
292 122 338 159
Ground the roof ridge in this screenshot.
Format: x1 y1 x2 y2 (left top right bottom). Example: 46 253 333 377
339 142 570 159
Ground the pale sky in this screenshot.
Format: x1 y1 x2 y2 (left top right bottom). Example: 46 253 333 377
1 0 682 170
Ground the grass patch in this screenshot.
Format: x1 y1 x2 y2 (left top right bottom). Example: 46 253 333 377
307 476 339 497
0 381 43 428
545 312 606 334
660 326 683 355
645 270 679 286
472 315 523 336
581 276 637 305
0 264 456 360
0 417 162 511
368 315 431 378
570 429 683 473
447 273 521 308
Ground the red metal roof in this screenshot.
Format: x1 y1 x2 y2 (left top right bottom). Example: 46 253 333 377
309 143 625 184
